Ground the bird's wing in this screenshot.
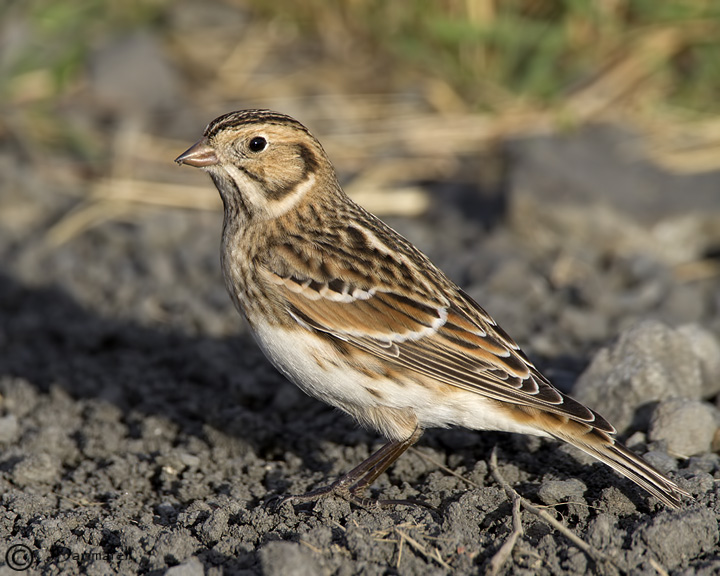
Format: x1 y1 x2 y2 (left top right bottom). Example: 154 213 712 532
260 262 615 435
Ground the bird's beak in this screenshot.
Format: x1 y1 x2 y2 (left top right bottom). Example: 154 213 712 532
174 138 219 167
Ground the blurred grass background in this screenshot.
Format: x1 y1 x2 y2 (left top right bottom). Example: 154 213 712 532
250 0 720 114
3 0 719 114
1 0 718 244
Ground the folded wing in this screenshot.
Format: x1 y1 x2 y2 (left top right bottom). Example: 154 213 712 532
261 264 615 436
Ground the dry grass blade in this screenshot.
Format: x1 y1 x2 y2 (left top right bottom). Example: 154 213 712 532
395 527 452 571
298 539 322 554
673 260 720 283
345 186 429 217
46 175 429 247
638 116 720 174
649 557 670 576
565 25 705 119
45 200 135 248
373 521 450 571
43 180 221 247
93 179 221 210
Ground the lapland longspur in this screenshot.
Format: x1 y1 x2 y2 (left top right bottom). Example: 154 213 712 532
175 109 688 509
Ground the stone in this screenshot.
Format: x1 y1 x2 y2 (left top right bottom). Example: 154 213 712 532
648 398 718 457
573 320 703 432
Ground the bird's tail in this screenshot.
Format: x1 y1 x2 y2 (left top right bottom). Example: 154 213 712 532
552 422 689 509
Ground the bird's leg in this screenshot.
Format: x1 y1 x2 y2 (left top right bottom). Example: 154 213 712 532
278 428 424 508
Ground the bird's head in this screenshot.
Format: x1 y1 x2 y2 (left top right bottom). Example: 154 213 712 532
176 109 337 221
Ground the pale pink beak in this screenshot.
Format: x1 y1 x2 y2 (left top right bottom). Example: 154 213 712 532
175 139 219 167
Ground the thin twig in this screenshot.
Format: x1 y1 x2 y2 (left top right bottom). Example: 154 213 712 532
489 447 623 572
488 493 523 576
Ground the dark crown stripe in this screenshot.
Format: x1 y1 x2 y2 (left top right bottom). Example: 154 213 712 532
204 109 311 139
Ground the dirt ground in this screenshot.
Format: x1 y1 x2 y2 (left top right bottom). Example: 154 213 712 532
2 4 720 575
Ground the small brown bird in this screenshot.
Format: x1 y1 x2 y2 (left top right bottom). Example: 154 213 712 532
176 109 688 508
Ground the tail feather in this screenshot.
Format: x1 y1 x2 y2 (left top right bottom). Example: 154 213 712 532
556 430 689 509
508 404 689 508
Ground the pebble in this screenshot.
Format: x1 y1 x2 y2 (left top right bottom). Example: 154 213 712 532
197 508 229 545
537 478 587 506
12 453 60 486
677 324 720 398
648 398 718 457
260 541 327 576
642 450 678 474
573 320 703 432
0 413 19 442
165 557 205 576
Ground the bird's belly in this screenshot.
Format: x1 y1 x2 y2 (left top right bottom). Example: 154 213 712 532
251 321 398 409
250 321 548 439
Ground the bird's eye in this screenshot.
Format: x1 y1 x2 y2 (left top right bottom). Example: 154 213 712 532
248 136 267 152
